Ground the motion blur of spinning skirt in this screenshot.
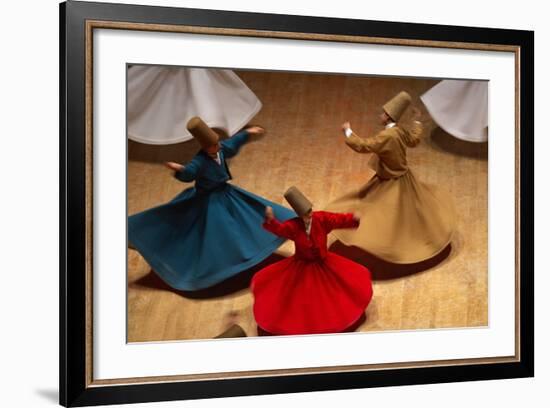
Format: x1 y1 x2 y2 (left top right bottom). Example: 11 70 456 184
127 65 262 144
421 79 488 143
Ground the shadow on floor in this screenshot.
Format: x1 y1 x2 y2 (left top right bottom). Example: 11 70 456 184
329 241 452 280
35 389 58 404
132 253 285 299
428 126 488 159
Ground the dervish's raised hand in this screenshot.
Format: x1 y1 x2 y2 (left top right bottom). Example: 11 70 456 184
246 126 265 136
164 161 184 172
265 206 274 222
341 121 351 134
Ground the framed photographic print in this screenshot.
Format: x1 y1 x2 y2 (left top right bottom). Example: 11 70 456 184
60 0 534 406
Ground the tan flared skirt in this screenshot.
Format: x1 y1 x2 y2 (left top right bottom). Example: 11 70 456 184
326 170 456 264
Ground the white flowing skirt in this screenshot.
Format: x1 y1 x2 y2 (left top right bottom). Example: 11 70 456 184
421 80 488 142
127 66 262 145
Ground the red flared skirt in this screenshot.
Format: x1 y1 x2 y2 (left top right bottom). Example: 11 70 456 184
251 253 373 335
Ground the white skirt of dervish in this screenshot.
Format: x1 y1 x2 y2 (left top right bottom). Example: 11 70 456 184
127 66 262 145
420 79 488 143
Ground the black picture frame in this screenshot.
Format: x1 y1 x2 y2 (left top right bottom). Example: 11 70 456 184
60 1 534 406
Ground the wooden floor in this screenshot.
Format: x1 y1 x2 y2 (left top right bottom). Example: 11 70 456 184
127 70 488 342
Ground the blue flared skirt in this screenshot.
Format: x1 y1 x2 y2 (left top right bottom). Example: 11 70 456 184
128 183 295 290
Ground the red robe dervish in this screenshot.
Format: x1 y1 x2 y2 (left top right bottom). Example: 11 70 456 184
251 211 373 335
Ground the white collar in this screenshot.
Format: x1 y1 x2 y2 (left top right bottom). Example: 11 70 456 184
385 122 396 129
210 152 221 164
304 218 312 236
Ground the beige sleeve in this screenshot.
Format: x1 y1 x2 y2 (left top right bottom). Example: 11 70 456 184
345 131 389 154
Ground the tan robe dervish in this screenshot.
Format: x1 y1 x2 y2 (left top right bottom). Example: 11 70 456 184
326 124 456 264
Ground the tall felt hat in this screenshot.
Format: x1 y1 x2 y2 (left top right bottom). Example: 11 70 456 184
214 324 247 339
284 186 313 217
186 116 219 149
383 91 412 122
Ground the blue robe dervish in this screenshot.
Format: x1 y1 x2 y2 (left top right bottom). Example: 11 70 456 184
128 130 295 291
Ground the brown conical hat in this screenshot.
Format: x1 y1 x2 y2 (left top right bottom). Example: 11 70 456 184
186 116 219 149
383 91 412 122
214 324 247 339
284 186 313 216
